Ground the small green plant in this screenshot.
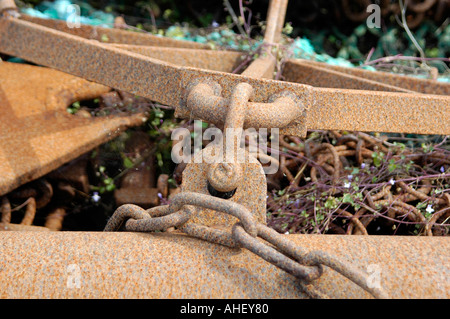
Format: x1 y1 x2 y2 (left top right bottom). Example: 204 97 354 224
91 165 116 194
67 101 80 114
371 151 385 168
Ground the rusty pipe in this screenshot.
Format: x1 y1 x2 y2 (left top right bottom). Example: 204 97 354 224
182 82 304 130
0 231 448 298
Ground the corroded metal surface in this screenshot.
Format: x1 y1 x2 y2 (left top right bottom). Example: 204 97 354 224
284 59 450 95
282 59 414 93
110 44 245 73
0 0 16 13
263 0 289 44
0 61 147 196
179 81 306 135
181 145 267 227
0 231 448 298
307 87 450 134
20 14 208 49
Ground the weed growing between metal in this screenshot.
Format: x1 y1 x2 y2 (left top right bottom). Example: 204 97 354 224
4 70 449 235
2 1 449 235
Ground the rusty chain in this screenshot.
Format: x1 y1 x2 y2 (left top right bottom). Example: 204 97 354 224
104 191 389 299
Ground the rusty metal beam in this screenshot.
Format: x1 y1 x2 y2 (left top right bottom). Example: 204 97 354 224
0 231 448 298
110 44 245 72
20 14 209 49
240 0 288 79
294 59 450 96
283 59 415 93
308 87 450 134
242 56 276 79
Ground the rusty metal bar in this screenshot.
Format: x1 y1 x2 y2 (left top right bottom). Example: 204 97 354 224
283 59 415 93
308 87 450 134
20 14 208 49
0 0 16 14
241 56 276 79
291 59 450 96
0 231 448 298
110 44 245 72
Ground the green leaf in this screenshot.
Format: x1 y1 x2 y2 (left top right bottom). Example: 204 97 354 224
342 193 354 205
416 201 427 209
324 197 338 209
372 152 384 168
388 159 397 172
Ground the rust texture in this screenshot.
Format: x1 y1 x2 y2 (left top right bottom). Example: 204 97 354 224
263 0 289 45
285 59 450 95
307 87 449 134
282 59 415 93
20 15 208 49
205 83 253 193
0 0 16 13
0 61 147 196
0 231 448 298
181 149 267 228
180 81 305 132
110 44 245 73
